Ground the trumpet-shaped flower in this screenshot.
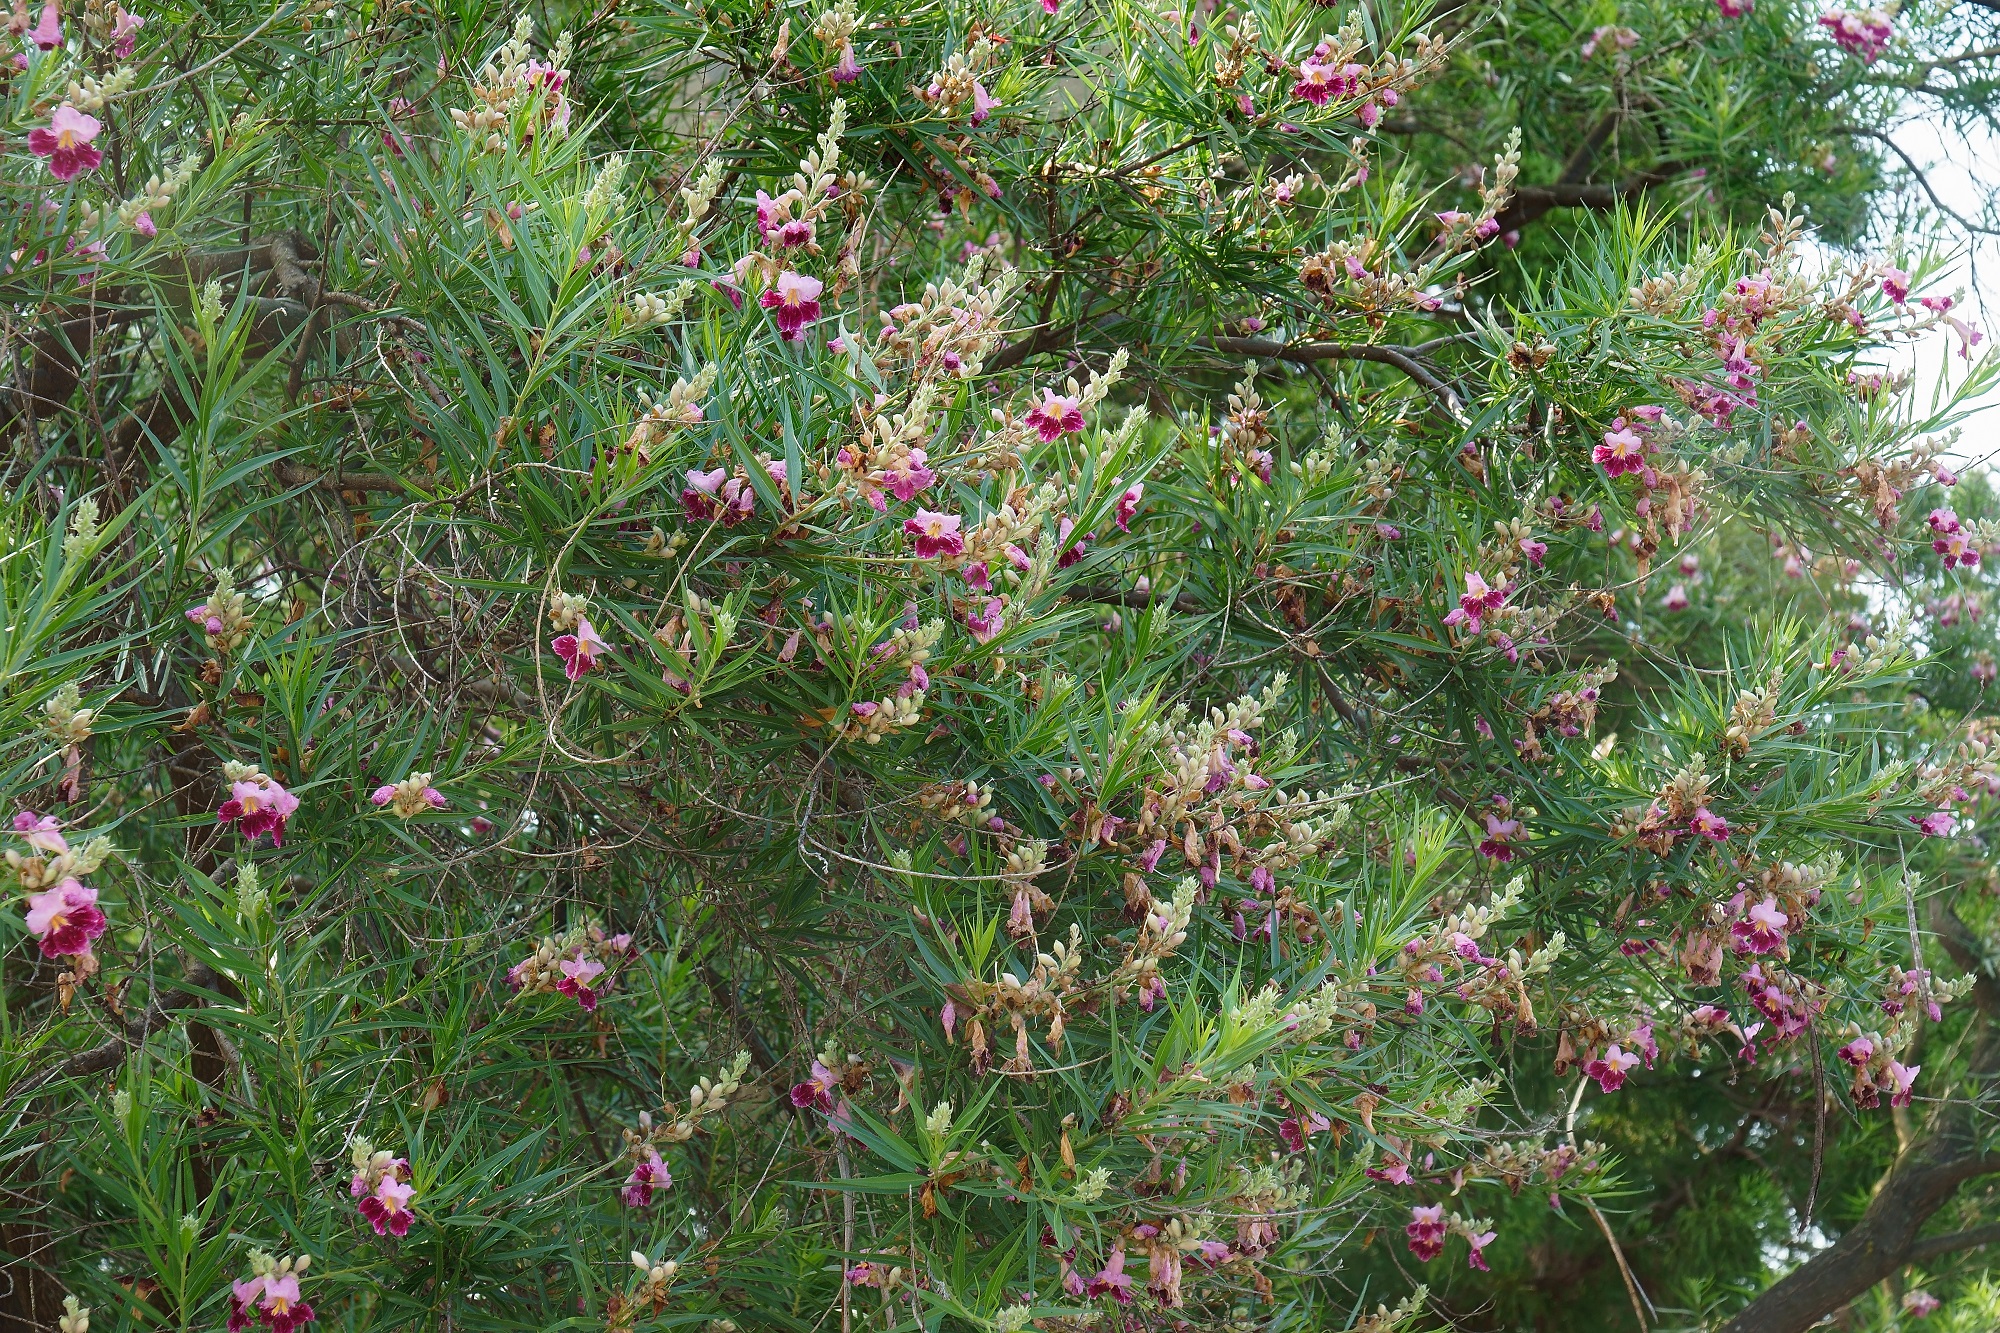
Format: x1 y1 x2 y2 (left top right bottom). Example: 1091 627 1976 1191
1731 895 1788 954
622 1147 671 1206
25 878 106 957
28 106 104 182
903 509 964 558
556 955 606 1010
217 775 300 846
1023 389 1084 440
359 1175 416 1236
759 270 823 341
1406 1205 1446 1261
553 618 610 680
1583 1044 1641 1092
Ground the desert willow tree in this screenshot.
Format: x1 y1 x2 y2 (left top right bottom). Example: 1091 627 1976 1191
4 0 2000 1332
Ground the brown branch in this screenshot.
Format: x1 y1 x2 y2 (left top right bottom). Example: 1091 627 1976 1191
1906 1221 2000 1265
272 460 410 494
12 958 221 1098
985 317 1085 373
1201 337 1466 418
1064 583 1205 615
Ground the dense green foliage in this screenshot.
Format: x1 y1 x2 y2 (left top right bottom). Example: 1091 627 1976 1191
6 1 2000 1331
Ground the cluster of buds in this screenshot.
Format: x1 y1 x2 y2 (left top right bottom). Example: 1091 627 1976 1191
621 362 714 460
628 281 695 331
186 566 255 652
370 772 447 818
1612 752 1731 856
871 250 1017 384
1110 878 1195 1012
651 1051 752 1142
42 682 97 745
58 1295 90 1333
835 691 922 744
227 1250 315 1333
348 1141 417 1237
1722 669 1785 757
450 17 572 151
606 1251 680 1330
505 921 634 1011
945 923 1086 1075
12 811 113 973
1430 129 1520 251
812 1 862 83
917 37 1001 126
914 778 995 826
1214 365 1275 483
1474 1137 1605 1197
752 100 847 255
63 65 136 114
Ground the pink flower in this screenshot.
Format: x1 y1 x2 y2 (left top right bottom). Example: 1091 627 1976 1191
1023 389 1085 441
1042 0 1059 11
552 618 610 680
1887 1059 1919 1107
1356 100 1380 128
1466 1228 1497 1270
28 105 104 182
109 3 142 55
966 597 1005 644
969 80 997 126
27 2 59 47
1477 812 1521 862
1583 1045 1641 1092
217 777 301 846
132 210 156 237
1056 516 1092 568
1716 0 1751 14
1442 571 1506 635
1881 267 1910 303
1689 806 1730 841
1819 7 1893 62
1913 809 1958 838
1731 896 1787 954
904 509 964 558
1291 60 1338 105
1662 583 1690 612
830 40 861 83
1838 1035 1874 1066
759 271 824 341
1903 1290 1941 1318
883 448 935 501
1406 1205 1446 1261
1518 536 1547 566
358 1175 416 1236
790 1058 839 1112
14 809 68 855
1114 482 1144 532
25 878 106 957
623 1147 671 1206
231 1270 315 1333
556 955 605 1010
1594 421 1647 477
962 562 992 591
1086 1248 1134 1303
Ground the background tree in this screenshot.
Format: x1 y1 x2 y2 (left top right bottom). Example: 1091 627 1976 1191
4 2 2000 1333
